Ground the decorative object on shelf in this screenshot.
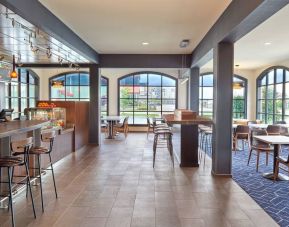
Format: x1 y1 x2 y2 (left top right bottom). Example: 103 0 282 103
9 55 17 79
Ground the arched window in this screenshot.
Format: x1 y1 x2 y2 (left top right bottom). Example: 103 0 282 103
101 76 109 116
199 73 247 119
118 72 177 124
49 72 109 116
257 67 289 123
5 69 39 119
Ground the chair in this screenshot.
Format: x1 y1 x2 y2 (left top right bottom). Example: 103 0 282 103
147 117 154 137
153 127 174 168
274 154 289 180
266 125 281 135
29 131 58 212
115 117 129 137
247 129 273 172
233 125 250 152
0 137 36 227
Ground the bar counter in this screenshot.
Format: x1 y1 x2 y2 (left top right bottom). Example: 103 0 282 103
163 114 213 167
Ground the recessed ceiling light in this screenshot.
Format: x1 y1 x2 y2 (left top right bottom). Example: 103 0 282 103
264 42 271 46
142 42 149 45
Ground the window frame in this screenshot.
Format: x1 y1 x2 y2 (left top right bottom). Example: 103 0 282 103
117 71 178 125
100 76 109 116
5 68 39 119
256 66 289 123
49 72 109 116
199 73 247 119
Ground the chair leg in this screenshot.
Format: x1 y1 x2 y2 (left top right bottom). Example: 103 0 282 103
256 152 260 172
7 167 15 227
37 155 44 212
169 137 174 168
274 160 279 181
153 135 157 168
266 152 269 166
24 161 36 218
49 153 58 198
247 149 252 166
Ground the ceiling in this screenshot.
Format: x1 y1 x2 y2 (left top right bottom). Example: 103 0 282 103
40 0 231 54
200 4 289 71
234 4 289 70
0 4 89 66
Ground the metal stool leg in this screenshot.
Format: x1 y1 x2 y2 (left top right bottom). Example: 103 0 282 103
37 155 44 212
7 167 15 227
48 153 58 198
24 161 36 218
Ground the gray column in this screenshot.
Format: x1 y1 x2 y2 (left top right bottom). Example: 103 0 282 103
189 67 200 113
212 42 233 176
89 64 100 145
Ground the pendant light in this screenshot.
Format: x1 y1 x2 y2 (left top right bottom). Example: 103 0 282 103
51 80 64 88
10 55 18 79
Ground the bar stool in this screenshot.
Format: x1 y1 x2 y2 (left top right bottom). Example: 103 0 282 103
0 137 36 227
29 131 57 212
153 128 174 168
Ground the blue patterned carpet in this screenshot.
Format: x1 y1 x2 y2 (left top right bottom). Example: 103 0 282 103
206 144 289 227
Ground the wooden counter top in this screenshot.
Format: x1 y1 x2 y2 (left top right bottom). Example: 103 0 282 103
0 120 49 138
163 114 213 125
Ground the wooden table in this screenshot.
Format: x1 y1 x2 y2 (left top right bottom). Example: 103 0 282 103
101 116 123 139
163 114 213 167
254 135 289 180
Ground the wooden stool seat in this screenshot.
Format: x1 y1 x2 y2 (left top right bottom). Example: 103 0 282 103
0 156 24 167
29 146 49 154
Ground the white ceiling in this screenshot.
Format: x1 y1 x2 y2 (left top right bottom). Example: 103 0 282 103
234 4 289 70
40 0 231 54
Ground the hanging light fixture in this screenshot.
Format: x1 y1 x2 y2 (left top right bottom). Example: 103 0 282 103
233 82 244 89
10 55 18 79
51 80 64 88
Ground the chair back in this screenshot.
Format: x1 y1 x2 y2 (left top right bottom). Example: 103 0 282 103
251 129 270 148
266 125 281 135
11 137 33 154
147 117 152 126
42 130 56 142
280 126 289 135
235 125 249 139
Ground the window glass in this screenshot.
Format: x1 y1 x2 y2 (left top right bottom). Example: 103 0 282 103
257 68 289 123
5 70 38 116
80 74 89 85
119 73 177 124
66 73 79 85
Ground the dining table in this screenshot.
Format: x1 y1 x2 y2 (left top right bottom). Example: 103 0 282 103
254 135 289 181
101 116 123 139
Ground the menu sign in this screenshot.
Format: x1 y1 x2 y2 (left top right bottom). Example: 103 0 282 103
0 67 10 82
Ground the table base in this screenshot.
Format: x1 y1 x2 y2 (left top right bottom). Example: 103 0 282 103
262 172 289 181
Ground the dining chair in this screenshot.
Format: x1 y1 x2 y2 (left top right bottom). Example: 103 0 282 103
274 154 289 180
115 117 129 137
233 125 250 152
266 125 281 135
147 117 154 137
247 129 273 172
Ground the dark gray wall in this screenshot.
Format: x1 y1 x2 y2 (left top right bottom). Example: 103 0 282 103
0 82 5 110
189 67 200 112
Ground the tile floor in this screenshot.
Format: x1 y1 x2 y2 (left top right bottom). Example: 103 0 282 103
0 133 278 227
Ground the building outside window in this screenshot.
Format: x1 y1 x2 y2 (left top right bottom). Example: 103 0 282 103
49 72 109 116
257 67 289 123
5 69 39 119
118 72 177 124
199 73 247 119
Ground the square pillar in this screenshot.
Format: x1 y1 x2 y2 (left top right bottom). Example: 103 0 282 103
212 42 233 176
89 64 100 145
189 67 200 113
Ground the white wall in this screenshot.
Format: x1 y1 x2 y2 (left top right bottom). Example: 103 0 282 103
30 67 188 116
